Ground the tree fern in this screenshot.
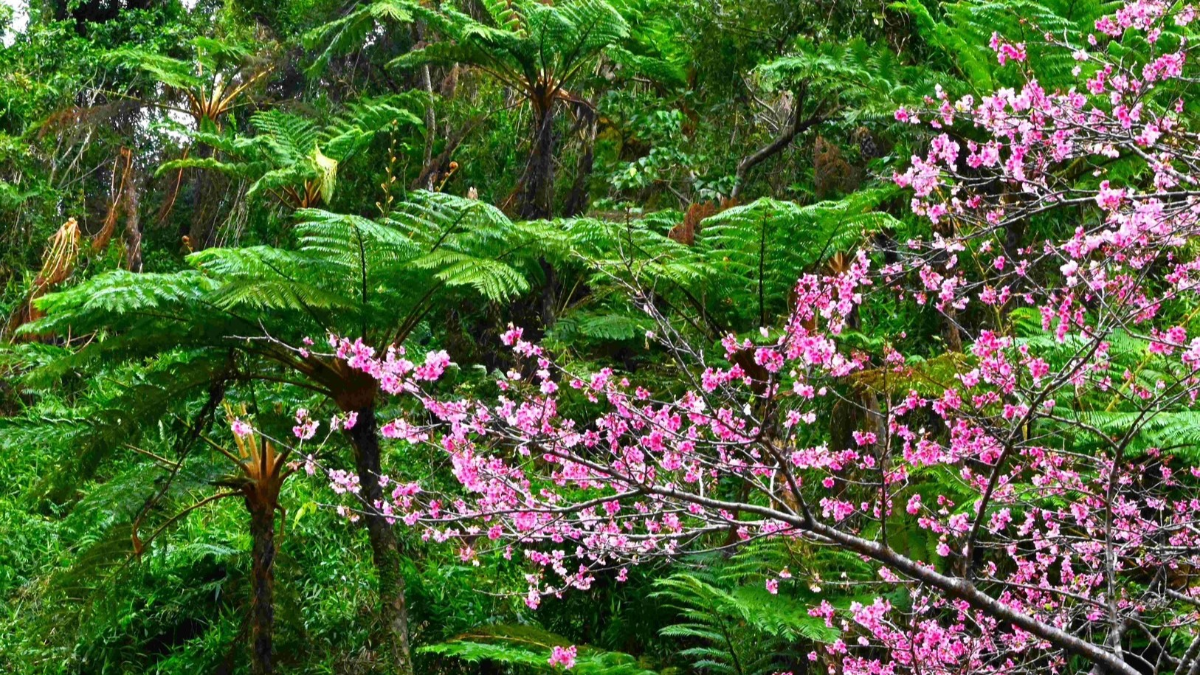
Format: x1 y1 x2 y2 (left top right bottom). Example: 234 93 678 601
22 192 544 410
391 1 632 86
303 0 420 75
23 272 219 336
758 37 937 119
549 308 653 343
191 246 359 313
389 0 674 217
158 99 422 208
295 208 421 268
556 214 707 290
653 562 839 675
104 37 267 124
697 188 902 329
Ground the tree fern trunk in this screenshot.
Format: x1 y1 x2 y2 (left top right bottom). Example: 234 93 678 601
247 500 275 675
185 143 221 250
520 102 556 219
347 403 414 675
562 109 597 217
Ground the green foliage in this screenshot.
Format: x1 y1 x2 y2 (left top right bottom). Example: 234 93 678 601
652 546 841 675
106 36 257 93
1007 308 1200 460
893 0 1119 91
1072 410 1200 461
303 0 418 75
758 36 939 119
422 624 659 674
23 191 538 362
696 188 902 329
391 1 632 92
159 97 424 207
558 213 702 286
551 309 652 343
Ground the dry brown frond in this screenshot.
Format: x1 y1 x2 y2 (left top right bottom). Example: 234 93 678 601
3 218 82 340
34 218 82 293
93 148 134 253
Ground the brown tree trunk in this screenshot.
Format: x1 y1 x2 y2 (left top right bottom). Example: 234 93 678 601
247 501 276 675
731 82 822 200
346 403 414 675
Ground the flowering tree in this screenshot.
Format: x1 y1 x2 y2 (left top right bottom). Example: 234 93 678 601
260 2 1200 672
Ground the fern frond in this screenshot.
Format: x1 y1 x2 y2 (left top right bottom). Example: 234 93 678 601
420 623 658 675
411 250 530 300
22 272 218 337
696 189 901 328
304 0 419 74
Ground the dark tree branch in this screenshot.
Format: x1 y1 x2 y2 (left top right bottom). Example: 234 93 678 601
731 82 825 199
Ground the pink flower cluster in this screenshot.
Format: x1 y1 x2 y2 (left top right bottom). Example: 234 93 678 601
548 645 576 669
331 334 451 394
231 418 253 437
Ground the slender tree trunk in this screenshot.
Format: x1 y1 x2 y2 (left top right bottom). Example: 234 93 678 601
520 104 559 317
123 161 143 272
346 404 414 675
247 501 276 675
411 22 437 182
520 102 556 219
420 64 437 169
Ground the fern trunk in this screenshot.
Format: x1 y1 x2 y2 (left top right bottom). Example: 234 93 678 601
183 142 227 250
347 403 415 675
247 499 275 675
562 109 597 218
520 101 556 219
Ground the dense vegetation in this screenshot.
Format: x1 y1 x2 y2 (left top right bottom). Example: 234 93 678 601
4 1 1200 674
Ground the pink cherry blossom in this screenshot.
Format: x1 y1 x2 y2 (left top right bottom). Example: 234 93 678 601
548 645 576 669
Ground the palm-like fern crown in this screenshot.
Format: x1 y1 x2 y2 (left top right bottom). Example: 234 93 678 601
391 0 633 107
303 0 419 75
537 212 702 343
157 97 424 208
11 194 550 542
537 190 901 346
652 542 847 675
696 189 901 330
106 37 271 123
758 36 944 118
1005 309 1200 462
